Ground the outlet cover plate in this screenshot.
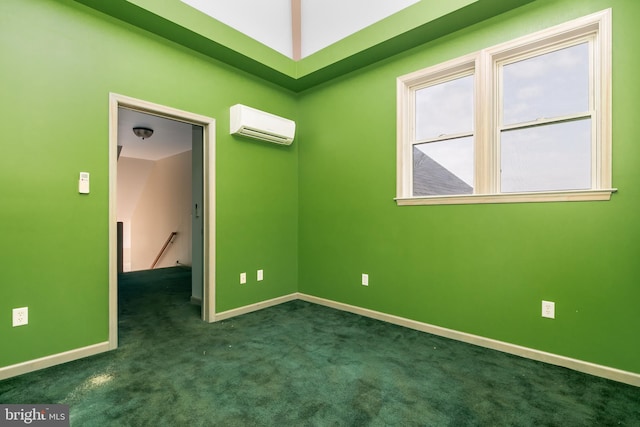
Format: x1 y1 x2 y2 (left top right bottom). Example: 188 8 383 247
257 269 263 281
240 272 247 284
542 300 555 319
13 307 28 327
362 273 369 286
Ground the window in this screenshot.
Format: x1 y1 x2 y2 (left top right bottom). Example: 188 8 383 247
414 72 475 196
396 9 612 205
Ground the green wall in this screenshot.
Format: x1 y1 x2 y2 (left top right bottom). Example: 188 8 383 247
298 0 640 374
2 0 638 378
0 0 298 367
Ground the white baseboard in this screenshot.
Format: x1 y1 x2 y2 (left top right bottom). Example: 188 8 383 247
214 293 298 321
0 342 111 381
3 294 638 387
298 293 640 387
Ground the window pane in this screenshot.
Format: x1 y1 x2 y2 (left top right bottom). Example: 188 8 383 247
415 74 474 141
502 43 589 125
413 137 474 196
500 119 591 193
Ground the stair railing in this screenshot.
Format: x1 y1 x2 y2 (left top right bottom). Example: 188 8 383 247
150 232 177 269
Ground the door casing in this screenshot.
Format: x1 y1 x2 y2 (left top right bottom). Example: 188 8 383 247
108 93 217 349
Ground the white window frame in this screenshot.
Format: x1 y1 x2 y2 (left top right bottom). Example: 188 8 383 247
396 9 613 206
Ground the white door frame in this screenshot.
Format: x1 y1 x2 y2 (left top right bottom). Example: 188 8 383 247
108 93 216 349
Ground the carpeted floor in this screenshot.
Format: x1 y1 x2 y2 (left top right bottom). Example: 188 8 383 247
1 267 639 426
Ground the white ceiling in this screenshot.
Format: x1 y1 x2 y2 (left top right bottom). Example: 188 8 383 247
182 0 293 57
118 108 194 161
180 0 419 59
300 0 419 58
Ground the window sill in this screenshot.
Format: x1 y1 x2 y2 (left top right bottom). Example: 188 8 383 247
395 189 617 206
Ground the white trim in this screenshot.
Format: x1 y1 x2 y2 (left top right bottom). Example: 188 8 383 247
0 342 110 381
499 112 593 132
396 77 410 198
214 293 299 321
3 293 638 386
108 95 119 349
109 93 216 332
396 188 616 206
298 293 640 387
398 52 478 87
484 9 608 61
202 113 217 323
414 130 474 146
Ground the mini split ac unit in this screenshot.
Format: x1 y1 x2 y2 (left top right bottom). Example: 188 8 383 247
229 104 296 145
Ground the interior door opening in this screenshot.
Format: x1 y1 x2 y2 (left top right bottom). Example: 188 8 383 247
109 93 216 350
116 109 204 309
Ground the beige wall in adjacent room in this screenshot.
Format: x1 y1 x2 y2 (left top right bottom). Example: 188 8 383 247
117 157 155 271
130 151 193 271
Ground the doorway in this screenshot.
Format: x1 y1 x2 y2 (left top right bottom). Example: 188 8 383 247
108 93 216 350
116 108 196 273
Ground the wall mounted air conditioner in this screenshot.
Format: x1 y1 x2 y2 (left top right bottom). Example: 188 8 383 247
230 104 296 145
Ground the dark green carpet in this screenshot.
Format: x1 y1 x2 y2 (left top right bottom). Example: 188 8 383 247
1 267 639 426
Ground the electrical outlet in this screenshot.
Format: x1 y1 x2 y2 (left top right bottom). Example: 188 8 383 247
240 272 246 284
362 273 369 286
542 300 555 319
13 307 28 327
257 269 263 281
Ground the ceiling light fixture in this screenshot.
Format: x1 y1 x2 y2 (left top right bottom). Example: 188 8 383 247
132 127 154 140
